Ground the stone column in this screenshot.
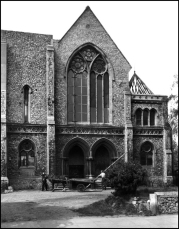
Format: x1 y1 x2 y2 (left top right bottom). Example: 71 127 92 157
124 91 133 162
1 41 8 185
46 45 56 176
88 156 93 179
141 110 144 126
63 157 69 177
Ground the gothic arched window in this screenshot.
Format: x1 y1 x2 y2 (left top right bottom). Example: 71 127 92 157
23 85 31 123
135 109 142 125
67 45 109 124
140 141 153 166
150 109 156 126
19 139 35 167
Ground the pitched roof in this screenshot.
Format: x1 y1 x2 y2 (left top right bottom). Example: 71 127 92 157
129 71 153 94
58 6 132 69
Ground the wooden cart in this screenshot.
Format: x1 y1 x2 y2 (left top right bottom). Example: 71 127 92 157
69 178 97 192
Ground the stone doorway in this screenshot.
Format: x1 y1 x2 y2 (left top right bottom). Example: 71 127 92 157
68 145 84 178
94 145 110 177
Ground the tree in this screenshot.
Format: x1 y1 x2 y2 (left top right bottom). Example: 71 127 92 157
168 74 178 170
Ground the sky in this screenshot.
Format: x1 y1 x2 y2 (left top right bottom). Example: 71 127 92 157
1 1 178 96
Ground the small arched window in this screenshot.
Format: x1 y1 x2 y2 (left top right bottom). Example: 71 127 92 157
143 109 149 126
135 109 142 125
19 139 35 167
23 85 31 123
140 141 153 166
150 109 156 126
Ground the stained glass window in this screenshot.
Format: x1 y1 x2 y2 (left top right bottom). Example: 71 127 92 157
67 45 109 123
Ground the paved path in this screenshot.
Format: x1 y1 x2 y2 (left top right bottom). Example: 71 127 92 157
1 215 178 228
1 190 178 228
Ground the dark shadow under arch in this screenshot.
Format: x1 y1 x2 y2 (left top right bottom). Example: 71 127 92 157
62 137 90 158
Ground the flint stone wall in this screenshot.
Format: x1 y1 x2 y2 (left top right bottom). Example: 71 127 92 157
1 30 52 124
158 195 178 214
53 7 131 126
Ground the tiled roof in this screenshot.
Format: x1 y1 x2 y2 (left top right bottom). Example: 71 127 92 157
129 71 153 94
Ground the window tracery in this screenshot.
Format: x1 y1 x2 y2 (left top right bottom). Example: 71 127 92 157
140 141 153 166
19 139 35 167
67 45 109 124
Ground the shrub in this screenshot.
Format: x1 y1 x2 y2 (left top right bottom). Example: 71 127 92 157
106 160 148 196
125 203 138 215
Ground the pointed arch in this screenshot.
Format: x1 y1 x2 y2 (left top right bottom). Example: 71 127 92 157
18 139 36 167
66 43 113 124
62 137 90 158
21 85 32 123
90 137 117 158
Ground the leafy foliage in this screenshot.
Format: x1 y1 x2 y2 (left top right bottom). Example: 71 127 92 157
168 74 178 170
106 160 148 195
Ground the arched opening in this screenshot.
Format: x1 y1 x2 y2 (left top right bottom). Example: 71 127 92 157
143 109 149 126
23 85 32 123
135 108 142 125
19 139 35 167
68 145 85 178
150 109 156 126
140 141 153 166
67 44 110 124
18 139 35 177
94 145 110 177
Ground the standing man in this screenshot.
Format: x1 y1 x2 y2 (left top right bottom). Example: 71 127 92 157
42 172 48 191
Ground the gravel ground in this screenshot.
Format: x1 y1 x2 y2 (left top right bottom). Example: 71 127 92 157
1 189 112 227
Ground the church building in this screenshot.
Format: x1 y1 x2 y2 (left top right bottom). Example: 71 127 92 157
1 6 173 189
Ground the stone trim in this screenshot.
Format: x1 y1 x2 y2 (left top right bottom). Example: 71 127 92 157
56 126 124 135
133 127 163 136
7 124 47 134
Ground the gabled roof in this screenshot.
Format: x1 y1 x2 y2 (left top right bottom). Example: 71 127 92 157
129 71 153 95
58 6 132 69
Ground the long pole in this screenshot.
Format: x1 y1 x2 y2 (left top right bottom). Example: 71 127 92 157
104 152 126 173
84 152 127 190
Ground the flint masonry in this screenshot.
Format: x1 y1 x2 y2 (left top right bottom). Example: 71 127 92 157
1 6 173 189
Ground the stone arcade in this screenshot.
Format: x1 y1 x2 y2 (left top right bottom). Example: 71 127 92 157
1 6 173 189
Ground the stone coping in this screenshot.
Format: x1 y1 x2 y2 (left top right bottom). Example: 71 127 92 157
155 191 178 196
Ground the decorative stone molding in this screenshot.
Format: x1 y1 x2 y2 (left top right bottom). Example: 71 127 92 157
7 124 47 134
133 128 163 136
56 126 124 135
132 95 168 104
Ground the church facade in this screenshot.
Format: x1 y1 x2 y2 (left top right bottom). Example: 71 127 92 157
1 6 173 189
